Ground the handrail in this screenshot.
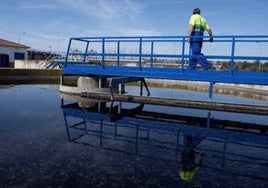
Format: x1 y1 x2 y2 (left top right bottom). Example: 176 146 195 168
64 35 268 73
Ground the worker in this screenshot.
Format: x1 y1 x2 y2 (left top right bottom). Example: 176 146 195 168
188 8 214 70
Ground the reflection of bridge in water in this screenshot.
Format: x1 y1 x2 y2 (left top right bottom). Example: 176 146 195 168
60 94 268 182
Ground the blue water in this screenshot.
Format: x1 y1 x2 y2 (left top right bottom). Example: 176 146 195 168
0 85 267 188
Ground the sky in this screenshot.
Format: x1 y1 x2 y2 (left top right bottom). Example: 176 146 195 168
1 0 267 54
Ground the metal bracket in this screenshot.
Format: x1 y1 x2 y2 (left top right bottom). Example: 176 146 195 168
109 77 150 101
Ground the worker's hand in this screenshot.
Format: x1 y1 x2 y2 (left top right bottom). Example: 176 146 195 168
187 38 191 43
209 37 213 42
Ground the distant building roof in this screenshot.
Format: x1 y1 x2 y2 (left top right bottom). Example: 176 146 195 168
0 38 30 49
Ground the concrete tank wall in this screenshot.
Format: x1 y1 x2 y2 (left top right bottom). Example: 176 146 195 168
14 60 59 69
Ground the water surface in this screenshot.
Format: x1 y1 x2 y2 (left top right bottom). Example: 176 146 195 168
0 85 267 187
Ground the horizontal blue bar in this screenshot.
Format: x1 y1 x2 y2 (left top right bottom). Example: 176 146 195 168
70 38 268 43
71 35 268 40
66 52 268 61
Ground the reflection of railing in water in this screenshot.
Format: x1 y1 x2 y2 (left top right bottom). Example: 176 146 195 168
61 97 268 181
61 93 268 133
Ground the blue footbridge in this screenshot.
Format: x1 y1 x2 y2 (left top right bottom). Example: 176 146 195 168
59 35 268 107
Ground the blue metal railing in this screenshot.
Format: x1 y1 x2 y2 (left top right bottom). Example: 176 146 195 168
64 35 268 68
62 35 268 86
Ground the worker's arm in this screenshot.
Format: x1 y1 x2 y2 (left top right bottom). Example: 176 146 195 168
207 28 213 42
187 24 194 43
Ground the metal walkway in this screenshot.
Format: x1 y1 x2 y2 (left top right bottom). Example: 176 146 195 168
61 35 268 99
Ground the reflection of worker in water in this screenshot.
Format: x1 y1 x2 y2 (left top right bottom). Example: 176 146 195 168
179 135 205 182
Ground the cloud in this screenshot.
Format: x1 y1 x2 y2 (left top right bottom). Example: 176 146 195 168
16 0 58 10
45 0 143 21
150 0 183 5
116 27 161 36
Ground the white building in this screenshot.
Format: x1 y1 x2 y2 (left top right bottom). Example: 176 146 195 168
0 38 30 67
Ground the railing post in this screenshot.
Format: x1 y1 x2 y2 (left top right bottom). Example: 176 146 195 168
188 37 192 68
181 37 186 73
230 36 235 76
150 41 154 67
64 38 72 68
83 41 89 64
102 38 105 69
117 41 120 66
139 37 142 71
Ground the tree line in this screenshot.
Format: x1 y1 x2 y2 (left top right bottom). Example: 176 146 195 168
219 60 268 72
